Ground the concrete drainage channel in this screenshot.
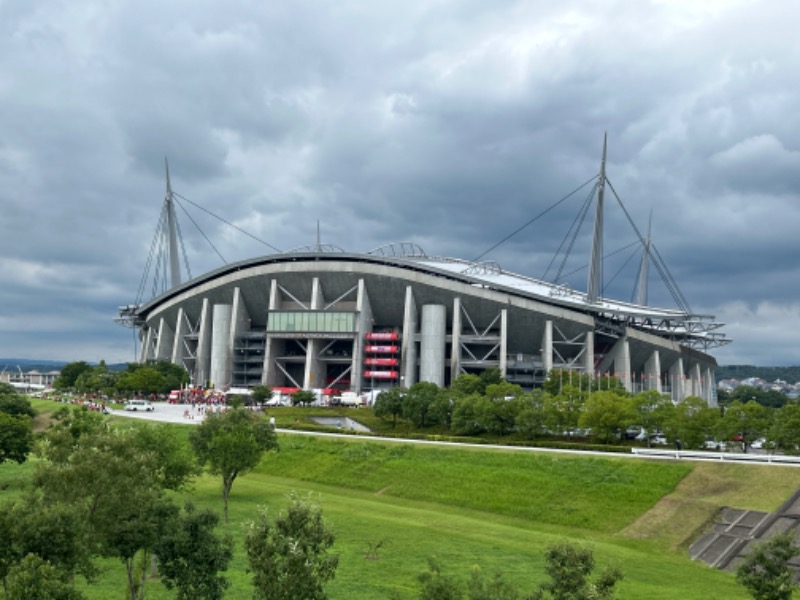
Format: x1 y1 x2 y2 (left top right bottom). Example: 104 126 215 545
691 486 800 574
309 416 371 432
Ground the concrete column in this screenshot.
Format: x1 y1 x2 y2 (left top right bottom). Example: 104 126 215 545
263 279 280 386
419 304 446 387
304 278 326 391
401 286 418 388
583 330 595 378
704 367 716 407
541 320 553 374
141 326 155 363
598 336 631 391
155 318 174 362
499 309 508 379
689 363 703 400
450 297 462 380
230 287 253 386
210 304 232 390
171 308 187 365
195 299 212 388
352 278 373 394
645 351 662 393
669 358 685 403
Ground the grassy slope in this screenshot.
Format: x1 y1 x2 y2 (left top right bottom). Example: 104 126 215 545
11 401 800 598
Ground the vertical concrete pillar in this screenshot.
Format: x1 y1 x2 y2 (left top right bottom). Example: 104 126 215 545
583 330 595 378
141 326 155 363
541 320 553 374
263 280 279 386
171 308 187 365
155 318 174 362
210 304 232 390
689 363 703 400
304 278 326 391
353 278 373 394
195 299 212 388
704 367 716 407
669 358 685 403
499 309 508 379
645 351 661 393
230 287 253 387
450 298 462 380
420 304 446 387
401 286 418 388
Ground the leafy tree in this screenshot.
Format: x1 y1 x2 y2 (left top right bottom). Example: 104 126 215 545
736 533 800 600
531 541 622 600
467 566 519 600
450 373 485 398
34 423 195 600
663 396 719 449
2 553 86 600
480 391 521 437
190 408 278 522
291 390 316 407
0 498 96 587
251 385 274 406
628 391 674 446
515 390 548 440
53 361 93 391
579 391 634 444
543 390 585 438
479 368 504 390
720 400 770 452
769 401 800 454
115 366 167 396
0 412 33 464
374 387 406 427
451 394 489 436
155 502 233 600
0 392 35 418
417 557 463 600
402 382 442 428
245 492 338 600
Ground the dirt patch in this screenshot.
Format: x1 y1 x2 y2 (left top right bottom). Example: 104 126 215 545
375 486 391 495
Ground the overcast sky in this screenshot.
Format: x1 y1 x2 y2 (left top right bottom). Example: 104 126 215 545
1 0 798 367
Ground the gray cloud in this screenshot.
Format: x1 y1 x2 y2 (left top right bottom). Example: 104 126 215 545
1 0 799 365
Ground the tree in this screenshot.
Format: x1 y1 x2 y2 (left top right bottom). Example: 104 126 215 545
0 412 33 465
417 557 463 600
374 387 406 427
155 503 234 600
0 498 96 588
628 390 674 446
451 394 489 436
0 392 36 418
115 366 167 396
770 401 800 454
402 382 442 428
579 391 634 444
736 533 800 600
291 390 316 407
2 554 86 600
53 361 93 391
251 385 274 406
190 408 279 522
531 541 622 600
245 492 338 600
720 400 770 452
663 396 719 449
34 422 195 600
515 391 548 440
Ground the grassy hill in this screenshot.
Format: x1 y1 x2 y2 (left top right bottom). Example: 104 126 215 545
8 401 800 598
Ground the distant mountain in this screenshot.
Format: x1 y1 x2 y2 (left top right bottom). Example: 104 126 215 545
0 359 127 372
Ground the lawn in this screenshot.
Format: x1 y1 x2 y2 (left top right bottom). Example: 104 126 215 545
7 402 800 598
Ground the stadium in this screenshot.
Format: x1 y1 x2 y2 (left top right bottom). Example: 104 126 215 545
118 147 728 405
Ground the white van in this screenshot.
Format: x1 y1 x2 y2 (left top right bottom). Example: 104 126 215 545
124 399 154 412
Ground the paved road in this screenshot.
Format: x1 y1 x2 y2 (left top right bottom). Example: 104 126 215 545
112 402 800 467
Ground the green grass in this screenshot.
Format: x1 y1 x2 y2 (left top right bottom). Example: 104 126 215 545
6 407 800 598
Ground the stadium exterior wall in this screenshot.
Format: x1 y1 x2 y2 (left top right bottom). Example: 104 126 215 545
133 253 718 405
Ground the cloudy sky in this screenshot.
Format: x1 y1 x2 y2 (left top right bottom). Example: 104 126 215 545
1 0 798 366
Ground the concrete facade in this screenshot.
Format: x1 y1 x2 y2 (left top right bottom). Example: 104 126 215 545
132 252 719 404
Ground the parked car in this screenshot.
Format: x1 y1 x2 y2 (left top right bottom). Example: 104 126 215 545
124 399 154 412
650 434 668 446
